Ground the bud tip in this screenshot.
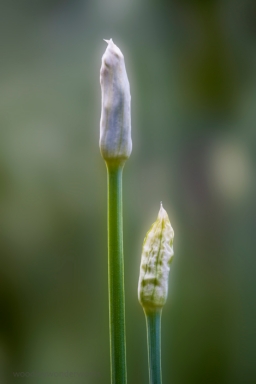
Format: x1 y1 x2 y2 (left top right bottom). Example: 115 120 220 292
158 202 168 220
103 38 113 44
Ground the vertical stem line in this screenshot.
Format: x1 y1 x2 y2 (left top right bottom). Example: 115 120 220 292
107 162 127 384
145 309 162 384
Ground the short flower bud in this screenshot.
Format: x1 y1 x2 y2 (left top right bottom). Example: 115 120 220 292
138 204 174 311
100 39 132 164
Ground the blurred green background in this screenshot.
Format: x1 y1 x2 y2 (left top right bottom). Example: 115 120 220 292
0 0 256 383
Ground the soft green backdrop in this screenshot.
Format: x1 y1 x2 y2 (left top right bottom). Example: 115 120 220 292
0 0 256 383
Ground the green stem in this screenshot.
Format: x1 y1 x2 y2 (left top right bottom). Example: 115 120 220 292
145 309 162 384
107 162 127 384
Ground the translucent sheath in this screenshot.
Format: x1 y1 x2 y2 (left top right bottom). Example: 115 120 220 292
138 204 174 311
100 39 132 164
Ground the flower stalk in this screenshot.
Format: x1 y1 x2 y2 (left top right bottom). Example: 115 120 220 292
145 309 162 384
107 162 126 384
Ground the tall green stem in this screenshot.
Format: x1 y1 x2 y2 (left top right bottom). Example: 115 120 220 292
145 309 162 384
107 162 127 384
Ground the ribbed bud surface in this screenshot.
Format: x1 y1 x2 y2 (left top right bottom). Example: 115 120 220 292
138 204 174 311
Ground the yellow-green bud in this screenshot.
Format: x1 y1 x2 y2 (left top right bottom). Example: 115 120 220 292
138 204 174 312
99 39 132 164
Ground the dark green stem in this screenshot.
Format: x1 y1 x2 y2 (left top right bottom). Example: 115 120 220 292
107 162 127 384
145 309 162 384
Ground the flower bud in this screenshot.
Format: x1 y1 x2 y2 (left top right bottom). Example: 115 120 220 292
138 204 174 311
100 39 132 164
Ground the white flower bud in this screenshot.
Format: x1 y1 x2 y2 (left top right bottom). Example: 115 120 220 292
138 204 174 311
100 39 132 164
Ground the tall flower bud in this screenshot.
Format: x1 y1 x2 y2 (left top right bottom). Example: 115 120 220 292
138 204 174 312
100 39 132 165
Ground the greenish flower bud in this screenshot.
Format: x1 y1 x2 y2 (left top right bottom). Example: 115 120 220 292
138 204 174 312
100 39 132 164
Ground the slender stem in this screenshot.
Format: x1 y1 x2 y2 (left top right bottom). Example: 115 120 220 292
107 162 127 384
145 309 162 384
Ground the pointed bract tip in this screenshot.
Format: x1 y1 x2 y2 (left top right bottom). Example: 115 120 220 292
103 38 113 44
158 203 168 220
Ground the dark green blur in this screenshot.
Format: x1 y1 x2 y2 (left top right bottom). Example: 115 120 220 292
0 0 255 383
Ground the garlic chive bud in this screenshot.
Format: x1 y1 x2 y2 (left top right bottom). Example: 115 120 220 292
100 39 132 165
138 203 174 312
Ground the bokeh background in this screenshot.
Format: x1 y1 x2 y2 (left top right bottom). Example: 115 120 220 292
0 0 256 383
